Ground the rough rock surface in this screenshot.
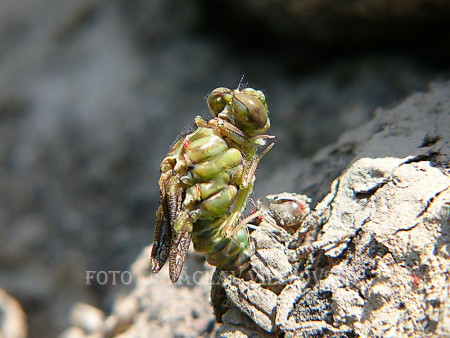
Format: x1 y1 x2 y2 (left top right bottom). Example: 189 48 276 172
60 247 216 338
60 82 449 337
1 1 449 337
212 82 450 337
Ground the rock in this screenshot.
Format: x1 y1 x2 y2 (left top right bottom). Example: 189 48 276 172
222 275 278 333
214 307 274 338
59 246 216 338
0 288 27 338
295 80 450 202
68 303 105 334
212 81 450 336
0 1 447 336
249 228 294 284
60 81 449 337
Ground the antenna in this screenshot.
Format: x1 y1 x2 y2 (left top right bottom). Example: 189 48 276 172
237 74 245 90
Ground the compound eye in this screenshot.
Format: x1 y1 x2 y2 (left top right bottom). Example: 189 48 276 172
207 87 231 116
232 92 268 132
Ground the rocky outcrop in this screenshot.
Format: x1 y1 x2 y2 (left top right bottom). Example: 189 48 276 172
212 81 450 337
60 82 449 337
2 2 446 336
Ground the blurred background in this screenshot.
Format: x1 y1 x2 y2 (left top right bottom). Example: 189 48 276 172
0 0 449 336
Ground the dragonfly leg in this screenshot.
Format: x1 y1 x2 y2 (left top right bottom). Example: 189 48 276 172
240 140 275 189
221 139 276 238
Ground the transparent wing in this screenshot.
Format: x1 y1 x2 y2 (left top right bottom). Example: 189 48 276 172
167 180 192 283
152 168 192 283
169 230 192 283
150 175 172 272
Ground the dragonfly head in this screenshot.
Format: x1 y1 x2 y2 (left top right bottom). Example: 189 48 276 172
207 87 270 136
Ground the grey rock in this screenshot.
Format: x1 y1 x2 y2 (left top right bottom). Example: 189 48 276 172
68 303 105 334
60 81 449 337
60 246 215 338
249 228 294 284
0 1 447 337
0 288 27 338
213 81 450 337
222 275 278 333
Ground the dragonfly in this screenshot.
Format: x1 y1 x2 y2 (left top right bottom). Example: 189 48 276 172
150 86 275 282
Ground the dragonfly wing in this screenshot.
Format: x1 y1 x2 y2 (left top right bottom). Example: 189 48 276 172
167 179 192 283
169 230 192 283
150 173 172 272
150 210 171 272
152 136 194 282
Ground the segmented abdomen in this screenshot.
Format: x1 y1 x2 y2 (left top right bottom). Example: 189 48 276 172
181 126 251 274
192 215 251 275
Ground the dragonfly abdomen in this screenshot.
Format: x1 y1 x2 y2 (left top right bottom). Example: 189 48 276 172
192 215 251 274
182 127 243 221
151 86 273 283
181 126 252 275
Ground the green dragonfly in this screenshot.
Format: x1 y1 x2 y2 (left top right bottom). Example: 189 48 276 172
150 86 275 282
